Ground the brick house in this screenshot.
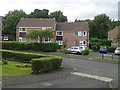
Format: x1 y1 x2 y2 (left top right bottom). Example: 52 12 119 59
16 18 89 48
108 27 120 47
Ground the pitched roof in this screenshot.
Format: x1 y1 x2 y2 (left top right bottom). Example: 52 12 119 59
56 22 89 31
108 26 119 33
17 18 56 28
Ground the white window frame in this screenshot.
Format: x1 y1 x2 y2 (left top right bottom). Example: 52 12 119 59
56 31 63 36
19 28 26 32
44 37 51 43
19 37 26 42
78 31 82 36
83 31 87 36
79 41 86 46
56 41 63 45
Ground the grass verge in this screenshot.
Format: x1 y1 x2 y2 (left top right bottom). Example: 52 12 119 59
1 60 32 77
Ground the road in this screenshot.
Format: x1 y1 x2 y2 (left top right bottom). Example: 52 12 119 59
3 56 118 88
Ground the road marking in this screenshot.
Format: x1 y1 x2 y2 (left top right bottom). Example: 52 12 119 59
40 83 52 86
71 72 113 82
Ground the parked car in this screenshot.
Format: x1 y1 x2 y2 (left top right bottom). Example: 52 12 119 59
114 47 120 55
67 46 86 54
99 46 108 54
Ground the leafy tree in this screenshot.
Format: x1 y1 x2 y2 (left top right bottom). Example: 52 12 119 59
2 10 26 39
27 9 49 18
50 11 67 22
94 14 111 39
27 30 54 43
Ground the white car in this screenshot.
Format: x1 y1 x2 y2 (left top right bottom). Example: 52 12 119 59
115 47 120 55
67 46 86 54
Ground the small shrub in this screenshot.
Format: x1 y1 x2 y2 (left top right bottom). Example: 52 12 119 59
108 47 116 52
91 45 99 51
2 60 8 65
81 49 90 55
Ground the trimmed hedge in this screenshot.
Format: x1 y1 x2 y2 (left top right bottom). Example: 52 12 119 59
2 41 31 50
81 49 90 55
31 43 59 52
1 50 62 74
32 56 62 74
108 47 116 52
2 50 46 63
2 41 59 52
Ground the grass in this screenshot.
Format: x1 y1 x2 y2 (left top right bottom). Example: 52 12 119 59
1 60 32 77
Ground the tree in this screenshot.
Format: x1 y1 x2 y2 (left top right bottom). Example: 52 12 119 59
49 11 67 22
94 14 111 39
27 9 49 18
27 30 54 43
2 10 26 39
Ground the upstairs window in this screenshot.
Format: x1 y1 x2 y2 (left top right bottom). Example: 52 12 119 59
56 31 63 36
44 37 51 42
19 28 26 32
83 31 87 36
77 31 82 36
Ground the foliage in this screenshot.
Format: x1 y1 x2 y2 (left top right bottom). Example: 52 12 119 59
31 43 59 52
91 45 99 51
1 50 46 63
50 11 67 22
27 30 54 43
2 60 8 65
27 9 49 18
15 63 31 68
81 49 90 55
2 10 26 39
31 56 62 74
2 41 31 50
108 47 116 52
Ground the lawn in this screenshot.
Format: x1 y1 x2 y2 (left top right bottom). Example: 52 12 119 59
1 60 32 77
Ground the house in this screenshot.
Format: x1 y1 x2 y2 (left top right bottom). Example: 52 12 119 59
108 27 120 47
16 18 89 48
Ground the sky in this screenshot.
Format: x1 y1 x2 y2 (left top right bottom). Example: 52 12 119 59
0 0 119 21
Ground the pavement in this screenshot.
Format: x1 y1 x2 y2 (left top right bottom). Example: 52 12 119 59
2 64 74 86
109 78 119 89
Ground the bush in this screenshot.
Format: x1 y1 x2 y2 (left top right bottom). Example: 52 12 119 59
91 45 99 51
31 43 59 52
81 49 90 55
108 47 116 52
2 60 8 65
99 40 112 46
2 41 31 50
1 50 46 62
31 56 62 74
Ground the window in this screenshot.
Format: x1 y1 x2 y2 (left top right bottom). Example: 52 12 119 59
56 31 63 36
83 31 87 36
56 41 63 45
78 31 82 36
80 41 86 45
19 37 26 42
44 37 51 42
19 28 26 32
56 36 63 40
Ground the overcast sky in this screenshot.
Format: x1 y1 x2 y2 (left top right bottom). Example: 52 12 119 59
0 0 119 21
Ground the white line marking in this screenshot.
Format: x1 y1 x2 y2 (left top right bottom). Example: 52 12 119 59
71 72 113 82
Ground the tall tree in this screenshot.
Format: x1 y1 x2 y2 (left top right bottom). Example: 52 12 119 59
50 11 67 22
27 30 54 43
27 9 49 18
94 14 111 39
2 10 26 39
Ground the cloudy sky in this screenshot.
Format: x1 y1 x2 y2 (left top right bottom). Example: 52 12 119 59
0 0 119 21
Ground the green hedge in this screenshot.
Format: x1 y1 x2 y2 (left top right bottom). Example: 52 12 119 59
32 56 62 74
2 50 46 63
1 50 62 74
108 47 116 52
2 41 31 50
31 43 59 52
81 49 90 55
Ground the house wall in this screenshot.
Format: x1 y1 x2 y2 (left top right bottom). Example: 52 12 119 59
108 27 118 47
63 31 88 48
16 27 55 43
